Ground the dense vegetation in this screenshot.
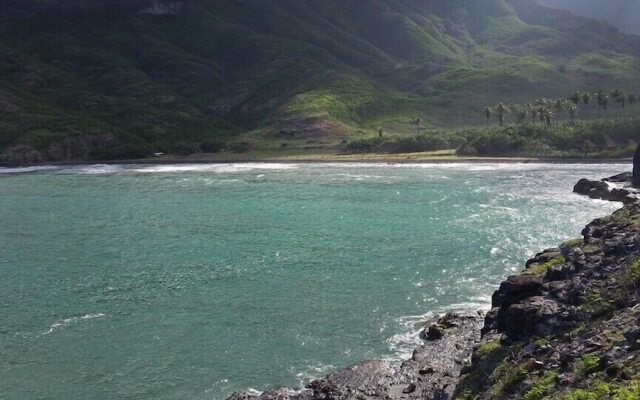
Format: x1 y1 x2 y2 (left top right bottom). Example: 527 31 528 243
0 0 639 164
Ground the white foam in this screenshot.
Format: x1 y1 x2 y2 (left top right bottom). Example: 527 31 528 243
0 165 59 174
43 313 106 335
130 163 298 174
386 300 492 362
60 164 124 174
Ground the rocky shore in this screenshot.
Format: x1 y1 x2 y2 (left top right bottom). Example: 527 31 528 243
229 313 484 400
230 155 640 400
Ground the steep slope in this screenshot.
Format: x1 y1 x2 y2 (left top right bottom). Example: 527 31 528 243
533 0 640 35
0 0 638 164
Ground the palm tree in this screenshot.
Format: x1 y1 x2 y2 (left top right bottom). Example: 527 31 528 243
570 91 581 104
484 106 493 126
413 117 423 134
495 103 509 127
596 90 604 106
528 104 537 125
543 108 553 128
554 99 564 113
611 89 622 101
620 90 626 116
567 104 579 121
513 105 527 126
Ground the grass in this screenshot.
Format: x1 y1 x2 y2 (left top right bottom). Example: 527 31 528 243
490 361 529 398
577 354 602 377
475 339 502 360
563 238 584 249
523 370 558 400
524 255 565 276
580 293 617 320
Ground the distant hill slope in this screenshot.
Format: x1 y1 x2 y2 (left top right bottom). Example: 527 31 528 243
0 0 639 164
533 0 640 35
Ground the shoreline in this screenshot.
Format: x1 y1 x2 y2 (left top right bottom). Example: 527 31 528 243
1 156 633 169
228 173 638 400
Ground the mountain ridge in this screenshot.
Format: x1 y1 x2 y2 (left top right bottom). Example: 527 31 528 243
533 0 640 35
0 0 638 164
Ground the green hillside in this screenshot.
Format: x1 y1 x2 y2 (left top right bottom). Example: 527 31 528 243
0 0 639 164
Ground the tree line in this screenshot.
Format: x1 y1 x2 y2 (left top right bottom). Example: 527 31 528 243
484 89 639 128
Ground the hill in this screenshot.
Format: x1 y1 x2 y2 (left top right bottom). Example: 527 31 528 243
533 0 640 35
0 0 639 165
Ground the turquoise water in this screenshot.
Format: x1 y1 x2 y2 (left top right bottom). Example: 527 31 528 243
0 163 623 400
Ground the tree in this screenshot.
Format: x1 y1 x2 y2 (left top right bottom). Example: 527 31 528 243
413 117 423 134
495 103 509 126
528 105 537 125
570 91 581 104
484 106 493 125
567 104 578 121
543 108 553 128
597 90 605 108
611 89 622 101
581 140 596 157
554 99 564 113
513 105 527 126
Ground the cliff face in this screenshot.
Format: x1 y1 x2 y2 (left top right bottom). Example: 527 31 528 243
457 200 640 399
0 134 115 166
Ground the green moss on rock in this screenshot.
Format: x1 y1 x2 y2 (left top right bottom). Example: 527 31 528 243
524 255 566 276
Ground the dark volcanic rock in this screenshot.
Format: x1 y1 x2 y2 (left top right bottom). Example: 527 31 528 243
573 177 638 202
457 197 640 399
228 314 483 400
230 175 640 400
491 274 544 308
573 178 609 196
604 172 633 183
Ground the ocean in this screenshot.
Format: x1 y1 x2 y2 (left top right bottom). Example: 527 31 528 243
0 162 624 399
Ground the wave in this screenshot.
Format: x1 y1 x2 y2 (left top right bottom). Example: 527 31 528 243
0 165 59 174
43 313 106 336
385 300 491 362
58 164 125 174
130 163 298 174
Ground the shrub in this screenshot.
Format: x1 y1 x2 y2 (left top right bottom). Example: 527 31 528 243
229 141 254 153
200 140 227 153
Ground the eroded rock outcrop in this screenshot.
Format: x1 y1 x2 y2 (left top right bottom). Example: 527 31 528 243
457 200 640 399
228 314 483 400
0 134 115 166
574 173 638 203
230 174 640 400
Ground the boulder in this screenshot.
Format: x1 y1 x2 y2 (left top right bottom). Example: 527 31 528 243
573 178 612 199
603 172 633 183
426 324 445 340
499 297 561 339
491 274 544 308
